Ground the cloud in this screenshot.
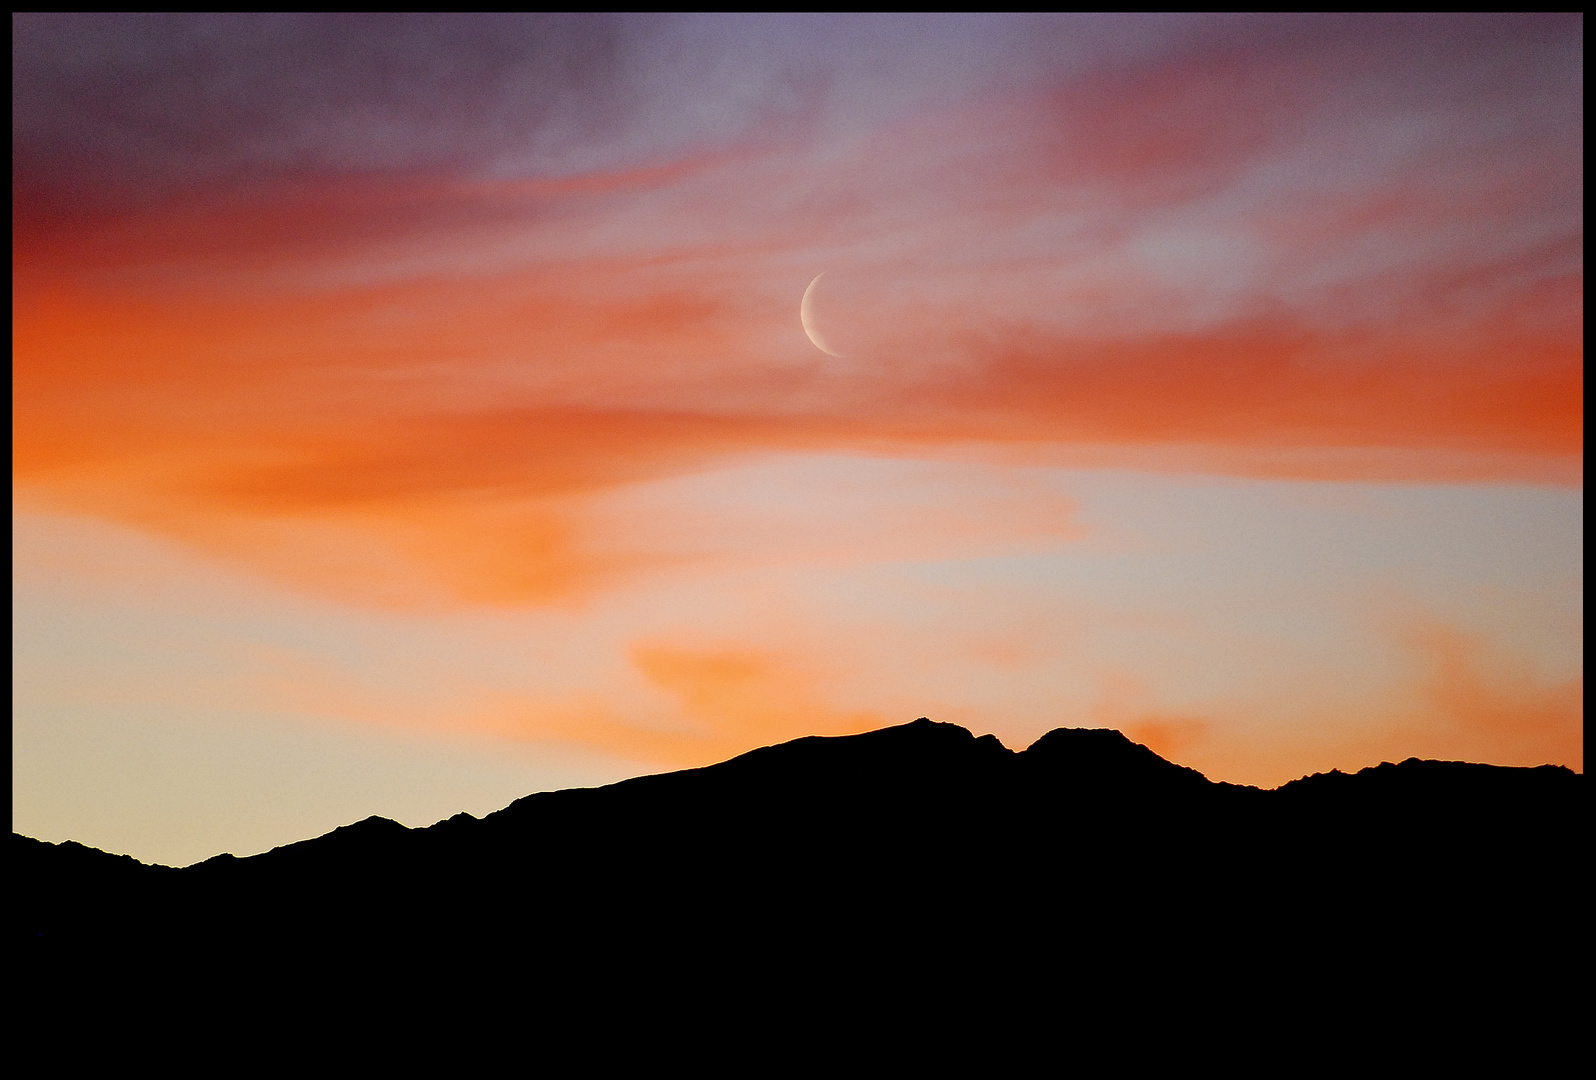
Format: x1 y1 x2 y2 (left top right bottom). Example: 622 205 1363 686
482 643 889 769
1124 719 1211 765
1197 614 1584 785
13 14 1581 609
1083 669 1212 765
12 14 642 208
10 12 1076 226
1396 617 1583 770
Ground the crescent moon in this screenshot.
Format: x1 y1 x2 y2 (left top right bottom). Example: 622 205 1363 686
800 273 845 357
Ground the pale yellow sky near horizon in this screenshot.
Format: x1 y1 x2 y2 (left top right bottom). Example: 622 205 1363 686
15 467 1581 867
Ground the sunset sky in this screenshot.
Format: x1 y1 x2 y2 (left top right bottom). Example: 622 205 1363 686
14 14 1582 866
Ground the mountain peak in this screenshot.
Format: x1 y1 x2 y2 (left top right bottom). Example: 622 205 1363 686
1020 726 1212 788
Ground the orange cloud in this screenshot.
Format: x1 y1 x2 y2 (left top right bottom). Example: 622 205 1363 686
1084 670 1214 767
1206 616 1583 786
635 643 885 751
915 322 1582 460
15 252 1579 608
1124 718 1211 765
1395 618 1583 771
13 51 1581 610
481 644 889 770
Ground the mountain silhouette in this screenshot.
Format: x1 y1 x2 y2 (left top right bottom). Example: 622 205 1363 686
15 719 1581 1046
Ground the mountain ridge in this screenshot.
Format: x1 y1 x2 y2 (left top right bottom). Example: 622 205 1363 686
16 717 1580 870
16 715 1581 1044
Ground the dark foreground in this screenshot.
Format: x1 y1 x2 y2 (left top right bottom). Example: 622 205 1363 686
15 720 1582 1053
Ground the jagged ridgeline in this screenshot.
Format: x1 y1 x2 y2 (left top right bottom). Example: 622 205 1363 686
16 719 1582 990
